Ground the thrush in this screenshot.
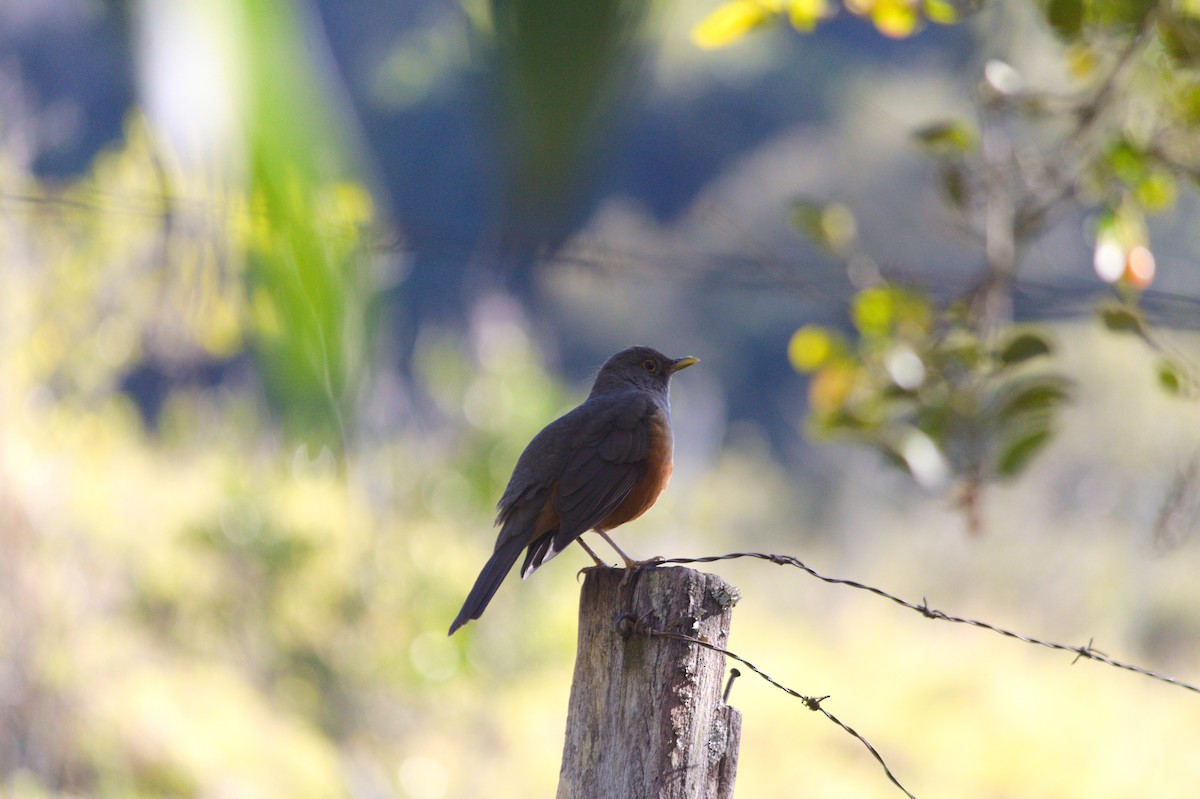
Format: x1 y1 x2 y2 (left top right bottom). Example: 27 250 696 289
448 346 697 634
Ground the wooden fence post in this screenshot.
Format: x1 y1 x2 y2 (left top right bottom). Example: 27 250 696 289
556 566 742 799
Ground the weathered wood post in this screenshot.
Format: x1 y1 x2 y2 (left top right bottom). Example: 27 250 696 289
556 566 742 799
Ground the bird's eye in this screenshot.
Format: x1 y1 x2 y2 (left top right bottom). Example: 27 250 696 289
642 359 658 373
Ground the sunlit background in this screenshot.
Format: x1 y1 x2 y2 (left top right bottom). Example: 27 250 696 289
3 0 1200 797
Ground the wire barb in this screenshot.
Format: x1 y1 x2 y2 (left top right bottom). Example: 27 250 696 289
618 614 919 799
723 668 741 702
656 552 1200 695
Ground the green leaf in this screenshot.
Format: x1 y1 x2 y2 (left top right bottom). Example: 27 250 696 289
1046 0 1084 39
913 119 980 155
810 406 873 437
923 0 958 24
935 328 985 369
1158 358 1186 396
1161 13 1200 67
998 330 1053 366
1108 139 1148 185
868 0 923 38
789 200 857 256
1098 303 1145 335
1095 0 1157 28
1099 139 1176 213
853 286 898 336
996 427 1053 478
788 325 843 372
787 0 831 32
1168 78 1200 125
939 162 969 208
1135 170 1178 212
692 1 775 49
790 200 823 239
914 403 953 441
990 375 1071 422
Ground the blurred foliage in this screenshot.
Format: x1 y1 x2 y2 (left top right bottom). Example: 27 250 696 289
241 0 378 454
0 148 575 792
1096 297 1198 397
700 0 1200 526
0 0 381 458
692 0 966 47
0 68 585 786
1 114 239 401
789 286 1070 532
484 0 653 235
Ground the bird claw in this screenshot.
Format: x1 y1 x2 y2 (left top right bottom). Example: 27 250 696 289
619 556 665 586
577 562 618 582
576 564 606 581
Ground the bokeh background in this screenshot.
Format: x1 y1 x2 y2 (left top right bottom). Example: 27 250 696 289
3 0 1200 797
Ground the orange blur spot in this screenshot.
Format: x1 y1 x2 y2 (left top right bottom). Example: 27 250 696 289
1125 245 1155 289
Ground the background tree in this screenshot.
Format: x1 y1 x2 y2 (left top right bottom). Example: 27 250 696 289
697 0 1200 532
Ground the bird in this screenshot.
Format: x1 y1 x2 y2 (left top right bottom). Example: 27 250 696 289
448 346 698 635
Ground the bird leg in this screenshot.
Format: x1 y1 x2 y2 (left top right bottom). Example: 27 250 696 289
575 537 610 567
595 530 664 584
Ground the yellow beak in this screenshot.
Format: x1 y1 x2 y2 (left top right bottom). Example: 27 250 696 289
669 356 699 373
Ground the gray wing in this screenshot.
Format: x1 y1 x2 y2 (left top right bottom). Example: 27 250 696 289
551 391 652 549
491 392 654 575
492 405 588 543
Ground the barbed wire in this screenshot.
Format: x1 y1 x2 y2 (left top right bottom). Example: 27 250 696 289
11 190 1200 331
616 611 918 799
653 552 1200 695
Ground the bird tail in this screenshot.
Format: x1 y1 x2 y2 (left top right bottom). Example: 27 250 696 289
448 535 528 635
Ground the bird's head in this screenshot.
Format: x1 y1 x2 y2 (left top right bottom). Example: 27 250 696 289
589 346 699 396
